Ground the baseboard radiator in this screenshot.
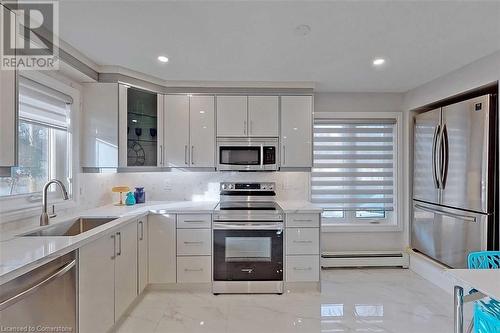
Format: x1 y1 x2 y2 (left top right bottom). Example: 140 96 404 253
321 251 409 268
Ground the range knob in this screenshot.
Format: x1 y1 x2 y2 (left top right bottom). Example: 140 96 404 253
222 184 228 190
228 184 234 190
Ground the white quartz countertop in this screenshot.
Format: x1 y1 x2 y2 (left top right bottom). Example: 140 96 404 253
0 201 217 285
277 201 323 213
447 269 500 300
0 200 319 284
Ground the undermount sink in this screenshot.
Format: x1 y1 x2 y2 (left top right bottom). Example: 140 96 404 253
22 217 117 237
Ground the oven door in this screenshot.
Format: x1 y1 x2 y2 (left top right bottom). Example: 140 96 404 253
213 223 283 281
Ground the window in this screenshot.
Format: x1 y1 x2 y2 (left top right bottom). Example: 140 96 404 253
312 118 397 226
0 77 73 197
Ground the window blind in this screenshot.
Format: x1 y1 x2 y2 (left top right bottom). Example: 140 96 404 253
312 119 396 213
19 77 72 128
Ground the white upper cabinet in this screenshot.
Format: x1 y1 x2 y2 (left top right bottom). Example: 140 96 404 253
216 96 247 137
248 96 279 137
119 84 163 167
0 5 17 168
164 95 215 168
190 95 215 167
164 95 190 167
281 96 313 168
81 83 118 168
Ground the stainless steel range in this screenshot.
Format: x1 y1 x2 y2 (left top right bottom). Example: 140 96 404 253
212 182 284 294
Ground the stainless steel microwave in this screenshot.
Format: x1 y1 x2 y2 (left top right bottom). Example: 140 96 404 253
216 137 279 171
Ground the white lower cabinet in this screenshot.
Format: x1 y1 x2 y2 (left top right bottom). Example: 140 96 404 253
79 221 138 333
177 229 211 255
137 216 149 294
177 256 211 283
148 214 176 283
286 255 320 282
286 228 320 255
137 217 148 293
284 213 321 283
79 234 115 333
114 222 138 320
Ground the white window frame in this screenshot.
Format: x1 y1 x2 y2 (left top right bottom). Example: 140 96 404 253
0 72 81 223
313 111 403 233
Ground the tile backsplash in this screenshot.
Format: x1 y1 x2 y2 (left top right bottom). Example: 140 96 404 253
0 171 310 236
79 171 311 209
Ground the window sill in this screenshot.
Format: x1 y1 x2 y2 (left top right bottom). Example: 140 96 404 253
321 223 403 233
0 198 77 225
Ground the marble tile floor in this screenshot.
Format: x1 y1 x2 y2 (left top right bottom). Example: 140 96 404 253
114 268 473 333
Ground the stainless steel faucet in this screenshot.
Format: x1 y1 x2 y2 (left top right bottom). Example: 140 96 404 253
40 179 70 226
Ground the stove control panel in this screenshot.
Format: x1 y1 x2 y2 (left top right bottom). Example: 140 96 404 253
220 182 275 192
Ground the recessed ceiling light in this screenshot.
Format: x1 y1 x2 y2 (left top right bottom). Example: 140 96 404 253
295 24 311 36
372 58 386 66
199 110 205 114
158 56 169 63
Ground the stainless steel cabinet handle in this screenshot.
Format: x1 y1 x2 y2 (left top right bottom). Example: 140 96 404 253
191 145 194 165
159 144 163 166
0 260 76 310
183 220 205 223
243 120 247 135
293 267 312 271
283 145 286 165
139 221 144 241
250 121 253 135
414 204 476 222
116 232 122 256
293 219 312 222
431 125 440 189
184 268 203 272
184 145 188 165
111 234 116 260
293 240 313 244
183 241 204 245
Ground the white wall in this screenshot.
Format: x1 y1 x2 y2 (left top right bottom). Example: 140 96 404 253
314 92 407 252
403 51 500 110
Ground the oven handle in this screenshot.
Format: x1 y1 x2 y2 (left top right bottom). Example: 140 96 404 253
213 222 284 230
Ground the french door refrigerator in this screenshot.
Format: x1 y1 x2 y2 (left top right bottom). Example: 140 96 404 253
412 93 498 268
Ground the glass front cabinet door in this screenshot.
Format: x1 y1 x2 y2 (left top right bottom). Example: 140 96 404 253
119 84 163 167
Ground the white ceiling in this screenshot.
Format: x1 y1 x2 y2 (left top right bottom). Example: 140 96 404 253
58 1 500 92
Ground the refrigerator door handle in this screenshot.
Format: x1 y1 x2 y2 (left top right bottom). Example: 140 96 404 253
414 204 477 223
441 124 449 189
432 124 441 189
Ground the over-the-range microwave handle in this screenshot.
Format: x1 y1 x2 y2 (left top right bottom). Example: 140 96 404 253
213 222 284 230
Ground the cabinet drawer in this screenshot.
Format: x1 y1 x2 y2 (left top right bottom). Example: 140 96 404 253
177 256 211 283
286 213 320 228
286 255 320 282
177 229 211 255
177 214 211 229
286 228 319 255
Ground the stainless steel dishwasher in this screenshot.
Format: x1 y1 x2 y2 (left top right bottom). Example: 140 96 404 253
0 251 77 332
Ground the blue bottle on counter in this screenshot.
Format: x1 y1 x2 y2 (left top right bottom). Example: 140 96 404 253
134 187 146 204
125 192 136 206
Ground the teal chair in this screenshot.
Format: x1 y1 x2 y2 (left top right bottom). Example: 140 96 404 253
467 251 500 333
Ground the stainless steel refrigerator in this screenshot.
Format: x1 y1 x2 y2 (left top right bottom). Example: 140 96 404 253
412 93 498 268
